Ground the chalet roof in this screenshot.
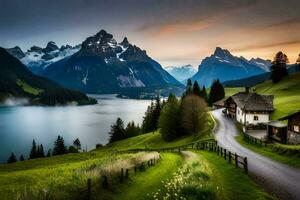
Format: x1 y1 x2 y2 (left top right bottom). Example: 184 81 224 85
213 99 225 107
279 111 300 120
227 92 274 112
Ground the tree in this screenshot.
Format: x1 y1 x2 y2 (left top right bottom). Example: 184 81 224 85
19 154 25 161
39 144 45 157
109 118 126 143
29 139 37 159
7 152 17 163
296 54 300 71
53 135 67 156
208 79 225 105
193 81 201 96
141 95 162 133
200 86 208 102
181 95 208 136
158 94 180 141
73 138 81 150
47 149 52 157
68 146 79 153
125 121 140 138
271 51 289 83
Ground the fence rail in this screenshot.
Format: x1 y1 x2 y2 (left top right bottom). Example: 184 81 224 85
243 132 268 147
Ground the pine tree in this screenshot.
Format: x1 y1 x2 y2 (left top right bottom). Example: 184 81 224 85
19 154 25 161
39 144 45 157
158 93 180 141
47 149 52 157
125 121 141 138
296 54 300 71
193 81 201 97
7 152 17 163
208 79 225 105
109 118 126 143
141 95 162 133
73 138 81 150
53 135 67 156
37 145 40 157
200 86 208 101
29 139 37 159
271 51 289 83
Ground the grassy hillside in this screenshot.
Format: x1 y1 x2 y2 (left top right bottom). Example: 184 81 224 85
254 72 300 119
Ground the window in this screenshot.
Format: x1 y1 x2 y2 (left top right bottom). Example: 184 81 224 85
254 116 259 121
294 126 299 133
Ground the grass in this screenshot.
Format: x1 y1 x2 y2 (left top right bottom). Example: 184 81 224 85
17 79 43 96
197 151 273 200
113 153 183 200
236 134 300 168
224 87 244 98
0 151 160 199
146 151 272 200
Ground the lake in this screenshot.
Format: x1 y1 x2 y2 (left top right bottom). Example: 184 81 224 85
0 95 151 163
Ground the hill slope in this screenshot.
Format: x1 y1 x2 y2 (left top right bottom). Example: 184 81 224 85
0 48 95 105
253 72 300 119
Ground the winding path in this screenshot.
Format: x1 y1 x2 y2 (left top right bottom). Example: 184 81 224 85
212 109 300 200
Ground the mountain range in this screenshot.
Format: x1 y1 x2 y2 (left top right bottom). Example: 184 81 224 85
0 48 95 105
165 65 197 82
6 43 80 75
191 47 272 87
8 30 182 96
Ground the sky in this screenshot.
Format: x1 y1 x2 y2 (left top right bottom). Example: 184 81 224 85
0 0 300 67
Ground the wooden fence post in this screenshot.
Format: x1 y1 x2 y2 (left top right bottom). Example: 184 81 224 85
102 176 108 189
120 168 124 183
224 149 227 160
217 146 220 155
125 169 129 179
220 147 223 157
87 178 91 200
228 151 231 163
244 157 248 174
235 153 238 167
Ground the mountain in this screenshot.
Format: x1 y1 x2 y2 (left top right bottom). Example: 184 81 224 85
6 42 80 74
190 47 271 87
42 30 182 95
0 48 96 105
165 65 197 82
223 64 299 87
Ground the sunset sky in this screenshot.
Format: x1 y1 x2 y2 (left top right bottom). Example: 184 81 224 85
1 0 300 67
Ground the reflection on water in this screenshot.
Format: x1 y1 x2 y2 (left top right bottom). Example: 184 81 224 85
0 95 151 163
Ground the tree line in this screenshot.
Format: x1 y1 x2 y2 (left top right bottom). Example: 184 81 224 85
7 136 82 164
108 79 225 143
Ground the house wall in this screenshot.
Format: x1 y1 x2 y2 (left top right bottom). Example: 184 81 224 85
236 107 245 123
287 114 300 134
245 113 269 125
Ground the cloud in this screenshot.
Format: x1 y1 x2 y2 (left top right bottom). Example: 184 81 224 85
233 40 300 52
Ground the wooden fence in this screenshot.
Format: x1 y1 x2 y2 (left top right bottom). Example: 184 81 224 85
85 157 159 199
243 132 268 147
122 138 248 174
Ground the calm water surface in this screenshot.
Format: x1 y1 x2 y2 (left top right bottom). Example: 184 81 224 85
0 95 151 163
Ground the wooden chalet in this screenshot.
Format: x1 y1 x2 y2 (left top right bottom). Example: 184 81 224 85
265 121 288 144
279 111 300 144
224 88 274 125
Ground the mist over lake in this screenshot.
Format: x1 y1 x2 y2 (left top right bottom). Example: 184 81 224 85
0 95 151 162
